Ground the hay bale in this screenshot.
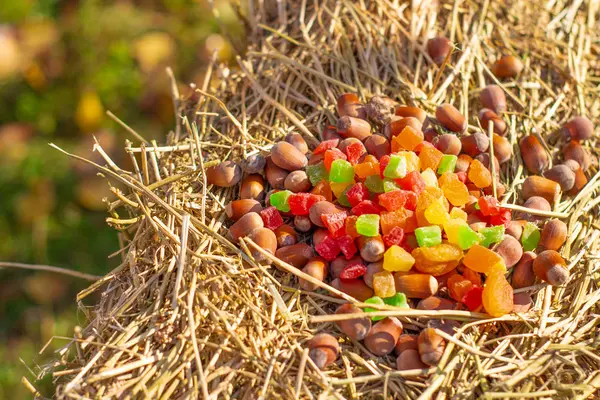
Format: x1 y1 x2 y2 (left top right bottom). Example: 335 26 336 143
45 1 600 398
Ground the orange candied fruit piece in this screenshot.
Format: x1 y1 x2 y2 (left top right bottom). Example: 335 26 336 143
391 126 424 152
380 208 417 235
345 215 361 239
468 159 492 188
462 244 505 274
482 268 514 317
462 267 482 286
412 247 460 276
311 180 333 202
354 161 380 178
419 146 444 171
439 172 470 207
415 186 449 226
447 274 473 302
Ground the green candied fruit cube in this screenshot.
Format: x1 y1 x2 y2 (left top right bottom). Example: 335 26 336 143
415 225 442 247
383 154 407 179
365 175 385 193
383 179 401 193
521 222 540 251
437 154 458 174
337 186 352 207
383 292 409 309
356 214 380 237
480 225 505 247
364 296 386 321
270 190 292 212
329 159 355 183
456 225 483 250
306 162 329 185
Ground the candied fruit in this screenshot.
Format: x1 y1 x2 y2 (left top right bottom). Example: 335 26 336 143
383 245 415 272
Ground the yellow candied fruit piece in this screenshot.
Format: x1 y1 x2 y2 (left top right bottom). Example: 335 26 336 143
440 173 470 207
383 245 415 272
443 218 469 245
397 151 420 172
420 168 438 187
424 198 450 225
449 207 468 221
372 271 396 298
330 180 354 198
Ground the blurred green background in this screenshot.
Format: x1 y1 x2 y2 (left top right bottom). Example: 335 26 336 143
0 1 242 398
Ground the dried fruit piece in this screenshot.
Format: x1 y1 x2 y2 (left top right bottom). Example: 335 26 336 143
393 126 424 151
521 222 541 252
364 296 386 321
373 271 397 298
260 206 284 230
424 199 450 225
415 226 442 247
462 286 484 311
479 225 505 247
314 233 341 261
306 162 329 185
321 212 348 238
355 214 381 237
468 159 492 188
419 146 444 171
383 245 416 272
437 155 457 174
345 141 367 165
447 274 473 302
340 261 367 280
440 174 469 206
463 244 505 274
482 268 514 317
383 226 405 248
337 235 358 259
288 193 325 216
384 292 409 308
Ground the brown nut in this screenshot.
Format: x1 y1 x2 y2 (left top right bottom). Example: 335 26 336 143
543 165 575 192
337 94 367 119
275 243 314 268
418 328 446 366
427 319 461 336
494 235 523 268
294 215 312 232
396 349 428 371
248 228 277 263
533 250 569 286
225 199 262 221
395 105 427 123
330 278 374 301
460 132 489 157
274 224 297 248
562 116 594 141
436 103 466 133
337 116 372 141
364 134 391 159
265 157 289 189
492 133 512 164
521 197 551 223
539 219 567 251
338 137 365 154
240 174 265 200
271 142 308 171
519 135 549 174
423 126 437 142
433 133 462 155
366 96 397 125
511 251 536 289
506 220 526 241
563 140 592 171
522 176 561 203
479 108 507 136
364 317 403 356
480 85 507 114
335 303 372 341
384 117 423 139
358 235 386 262
455 154 473 173
312 228 329 247
206 161 242 187
568 166 588 195
309 201 342 227
308 152 325 166
563 159 580 172
416 296 455 310
229 212 264 240
240 153 266 174
491 55 523 79
284 170 311 193
394 273 439 299
308 333 340 370
299 257 329 291
395 334 419 355
321 125 341 141
512 292 532 313
285 132 309 154
363 261 384 288
427 36 452 65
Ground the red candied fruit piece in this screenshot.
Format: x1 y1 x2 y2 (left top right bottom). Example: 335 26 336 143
351 200 382 216
288 193 326 216
345 142 366 165
378 190 417 212
456 171 467 183
337 235 358 259
321 212 348 238
489 208 512 227
478 196 501 216
313 139 340 155
382 226 405 248
379 155 390 178
340 261 367 280
396 170 426 194
315 233 341 261
462 286 484 311
260 206 284 230
346 182 370 207
324 148 347 171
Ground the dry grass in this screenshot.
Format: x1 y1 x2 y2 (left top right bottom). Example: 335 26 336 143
34 0 600 398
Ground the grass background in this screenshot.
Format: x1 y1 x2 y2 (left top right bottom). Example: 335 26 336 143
0 1 241 397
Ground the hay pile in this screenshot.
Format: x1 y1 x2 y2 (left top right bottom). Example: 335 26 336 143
43 1 600 398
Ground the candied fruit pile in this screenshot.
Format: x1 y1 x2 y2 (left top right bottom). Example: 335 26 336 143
217 87 580 371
